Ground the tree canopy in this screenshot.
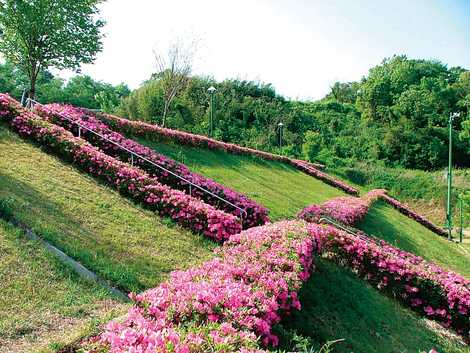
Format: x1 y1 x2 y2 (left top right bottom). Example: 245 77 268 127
0 0 104 98
116 55 469 170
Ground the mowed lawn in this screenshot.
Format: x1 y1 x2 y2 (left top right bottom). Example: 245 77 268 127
358 201 470 277
279 258 467 353
0 126 215 293
0 219 125 353
136 138 345 220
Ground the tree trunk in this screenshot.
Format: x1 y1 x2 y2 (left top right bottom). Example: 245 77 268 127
28 65 38 101
162 100 170 127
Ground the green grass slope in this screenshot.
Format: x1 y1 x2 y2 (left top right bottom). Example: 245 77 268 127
358 200 470 277
137 137 469 352
279 259 467 353
0 126 214 293
136 138 345 220
0 219 122 353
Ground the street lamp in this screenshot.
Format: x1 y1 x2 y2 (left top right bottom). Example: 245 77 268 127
278 122 284 153
458 194 464 243
208 86 216 137
446 112 460 240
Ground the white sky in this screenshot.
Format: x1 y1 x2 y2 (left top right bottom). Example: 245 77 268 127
59 0 470 100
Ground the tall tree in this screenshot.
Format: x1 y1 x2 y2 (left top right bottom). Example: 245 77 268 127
0 0 104 99
153 38 196 126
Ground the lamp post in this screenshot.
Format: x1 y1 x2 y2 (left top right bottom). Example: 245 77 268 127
458 194 464 243
446 112 460 240
208 86 216 137
278 122 284 153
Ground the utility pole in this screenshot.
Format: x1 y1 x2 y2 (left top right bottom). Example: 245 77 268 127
446 112 460 240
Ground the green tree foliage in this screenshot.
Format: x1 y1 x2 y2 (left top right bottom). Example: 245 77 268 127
0 61 129 109
0 0 104 98
302 131 322 162
117 56 469 170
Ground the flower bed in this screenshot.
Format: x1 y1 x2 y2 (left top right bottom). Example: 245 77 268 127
379 193 447 237
84 110 362 195
290 159 359 195
308 223 470 337
0 94 241 241
100 221 316 352
298 189 383 226
35 104 269 229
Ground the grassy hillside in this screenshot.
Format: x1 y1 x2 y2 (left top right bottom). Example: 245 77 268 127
136 138 345 220
278 258 467 353
132 134 469 352
334 163 470 228
0 219 125 353
0 125 214 293
1 121 468 353
358 201 470 277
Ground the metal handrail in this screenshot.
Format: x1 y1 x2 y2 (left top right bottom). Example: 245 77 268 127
318 216 382 244
26 98 247 219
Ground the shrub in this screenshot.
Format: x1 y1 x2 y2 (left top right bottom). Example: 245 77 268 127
308 223 470 337
100 221 317 352
35 103 269 229
298 190 384 226
0 94 241 241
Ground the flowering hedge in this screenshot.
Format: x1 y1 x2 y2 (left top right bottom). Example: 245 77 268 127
308 223 470 337
35 104 269 229
290 159 359 195
0 94 241 241
379 192 448 237
84 110 362 195
298 189 384 226
87 109 323 167
100 221 316 352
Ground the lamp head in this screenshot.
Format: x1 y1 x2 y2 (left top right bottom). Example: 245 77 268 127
208 86 216 93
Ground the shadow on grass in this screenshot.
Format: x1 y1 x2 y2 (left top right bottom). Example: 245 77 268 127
0 171 210 293
357 200 423 256
278 258 465 353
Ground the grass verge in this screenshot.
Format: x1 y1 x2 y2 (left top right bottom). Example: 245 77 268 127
0 218 127 353
358 200 470 277
0 125 215 293
278 258 467 353
136 138 345 220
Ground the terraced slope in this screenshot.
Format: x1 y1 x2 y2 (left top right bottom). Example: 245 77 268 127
0 219 125 353
135 138 345 220
358 200 470 277
0 125 214 293
134 134 469 352
279 258 467 353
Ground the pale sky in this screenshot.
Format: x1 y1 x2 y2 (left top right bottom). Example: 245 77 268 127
59 0 470 100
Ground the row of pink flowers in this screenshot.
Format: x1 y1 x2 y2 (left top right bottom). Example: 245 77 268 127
100 221 316 352
0 94 241 241
298 189 384 226
85 110 361 195
289 159 359 195
379 193 448 237
35 103 269 229
308 223 470 337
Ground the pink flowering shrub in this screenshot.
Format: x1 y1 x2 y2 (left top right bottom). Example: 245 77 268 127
379 192 447 237
0 94 241 241
100 221 316 352
298 189 383 226
83 110 362 196
308 223 470 337
35 103 269 229
289 159 359 195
